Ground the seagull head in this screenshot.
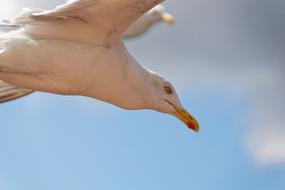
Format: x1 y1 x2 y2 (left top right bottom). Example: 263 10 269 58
148 5 175 25
146 76 199 132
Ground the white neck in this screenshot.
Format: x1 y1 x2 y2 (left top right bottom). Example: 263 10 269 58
82 46 161 110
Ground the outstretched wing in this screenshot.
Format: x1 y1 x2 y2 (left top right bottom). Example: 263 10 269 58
0 81 33 103
15 0 164 44
0 22 34 103
0 0 164 103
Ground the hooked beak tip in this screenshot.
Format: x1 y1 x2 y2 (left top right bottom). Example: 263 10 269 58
186 120 200 133
175 108 199 133
165 99 199 133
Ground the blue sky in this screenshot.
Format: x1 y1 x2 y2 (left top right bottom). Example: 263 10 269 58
0 0 285 190
0 91 284 190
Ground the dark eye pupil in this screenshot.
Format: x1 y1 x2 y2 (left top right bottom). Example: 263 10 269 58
165 86 173 94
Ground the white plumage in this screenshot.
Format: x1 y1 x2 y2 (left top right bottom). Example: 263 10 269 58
0 0 199 131
0 4 174 102
125 4 174 38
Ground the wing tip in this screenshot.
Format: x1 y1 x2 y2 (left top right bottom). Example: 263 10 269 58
0 89 34 103
0 81 34 103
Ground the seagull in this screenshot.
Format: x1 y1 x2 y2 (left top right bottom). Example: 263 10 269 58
0 4 175 103
0 0 199 132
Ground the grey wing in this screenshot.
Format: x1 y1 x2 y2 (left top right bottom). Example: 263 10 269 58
0 21 34 103
1 19 10 23
0 81 33 103
0 22 22 33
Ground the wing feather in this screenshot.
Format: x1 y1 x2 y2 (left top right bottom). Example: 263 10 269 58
0 23 22 33
0 81 33 103
17 0 164 43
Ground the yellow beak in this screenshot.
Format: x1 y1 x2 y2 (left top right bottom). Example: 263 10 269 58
165 99 199 132
174 107 199 132
162 13 175 25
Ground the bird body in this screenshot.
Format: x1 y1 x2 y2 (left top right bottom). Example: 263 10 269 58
0 0 199 131
0 33 160 110
0 3 174 103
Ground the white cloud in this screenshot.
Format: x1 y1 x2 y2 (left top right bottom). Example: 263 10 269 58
247 83 285 164
249 127 285 165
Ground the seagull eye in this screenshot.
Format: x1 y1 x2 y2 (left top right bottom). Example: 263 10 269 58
164 86 173 95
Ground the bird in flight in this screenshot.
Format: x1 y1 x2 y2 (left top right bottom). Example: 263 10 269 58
0 0 199 132
0 4 175 103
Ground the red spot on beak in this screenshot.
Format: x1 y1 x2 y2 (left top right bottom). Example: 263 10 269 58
187 121 199 132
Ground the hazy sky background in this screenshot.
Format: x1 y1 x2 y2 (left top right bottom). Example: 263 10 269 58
0 0 284 190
